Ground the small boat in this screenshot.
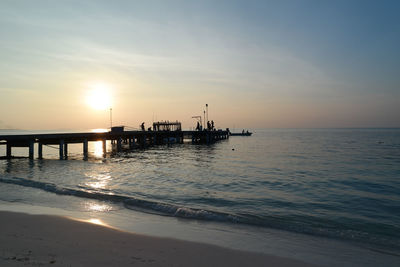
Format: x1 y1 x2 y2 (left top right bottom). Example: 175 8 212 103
230 132 252 136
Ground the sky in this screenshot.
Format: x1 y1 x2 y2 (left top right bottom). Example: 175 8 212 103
0 0 399 130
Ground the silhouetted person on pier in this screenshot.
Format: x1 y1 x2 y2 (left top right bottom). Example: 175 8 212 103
207 121 211 130
141 122 145 131
211 120 214 130
196 122 200 131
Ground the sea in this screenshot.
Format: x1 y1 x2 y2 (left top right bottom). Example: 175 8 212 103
0 128 399 266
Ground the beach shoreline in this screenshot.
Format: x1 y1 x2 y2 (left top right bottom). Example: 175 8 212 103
0 210 315 267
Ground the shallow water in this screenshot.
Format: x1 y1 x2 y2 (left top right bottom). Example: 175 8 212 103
1 128 400 265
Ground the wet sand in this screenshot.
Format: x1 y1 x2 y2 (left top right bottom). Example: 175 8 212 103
0 211 316 266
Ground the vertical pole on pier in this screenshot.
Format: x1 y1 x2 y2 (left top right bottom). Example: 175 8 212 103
38 142 43 159
102 139 107 158
110 108 112 128
83 139 88 160
64 142 68 159
206 104 208 124
6 143 12 158
29 140 34 159
59 140 64 160
203 110 206 129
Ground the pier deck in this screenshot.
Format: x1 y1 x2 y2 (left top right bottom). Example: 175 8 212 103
0 130 229 160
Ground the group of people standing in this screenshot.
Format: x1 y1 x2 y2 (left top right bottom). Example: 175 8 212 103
140 122 152 131
142 121 217 131
196 120 215 131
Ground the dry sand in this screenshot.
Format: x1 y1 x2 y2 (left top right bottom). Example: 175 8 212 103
0 211 317 266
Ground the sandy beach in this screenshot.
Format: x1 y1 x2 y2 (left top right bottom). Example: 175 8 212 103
0 211 316 267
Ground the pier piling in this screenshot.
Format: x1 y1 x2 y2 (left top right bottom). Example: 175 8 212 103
29 141 34 159
117 138 122 152
102 139 107 157
83 139 88 159
6 143 11 158
64 142 68 159
59 140 64 160
38 143 43 159
128 138 133 149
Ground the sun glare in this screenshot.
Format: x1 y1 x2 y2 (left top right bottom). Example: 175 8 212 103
86 82 112 110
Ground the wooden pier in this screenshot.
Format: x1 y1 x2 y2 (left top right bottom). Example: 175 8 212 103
0 130 229 160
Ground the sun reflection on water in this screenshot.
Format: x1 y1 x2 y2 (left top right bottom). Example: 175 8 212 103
85 172 112 190
84 201 114 212
93 141 104 158
90 203 112 212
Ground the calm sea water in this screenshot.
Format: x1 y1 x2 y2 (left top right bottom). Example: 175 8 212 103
0 128 399 261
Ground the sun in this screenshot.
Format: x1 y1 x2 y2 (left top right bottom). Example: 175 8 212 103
86 82 112 110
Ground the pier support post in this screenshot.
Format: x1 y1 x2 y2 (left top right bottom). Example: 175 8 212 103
150 134 154 146
133 137 136 148
6 143 12 158
64 143 68 159
117 137 122 152
141 136 146 148
29 141 34 159
83 139 88 159
129 138 134 149
38 142 43 159
102 139 107 157
59 140 64 160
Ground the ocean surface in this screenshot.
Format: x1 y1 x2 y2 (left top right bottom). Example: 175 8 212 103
0 128 399 266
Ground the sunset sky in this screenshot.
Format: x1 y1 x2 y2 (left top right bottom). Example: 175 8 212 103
0 0 399 130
